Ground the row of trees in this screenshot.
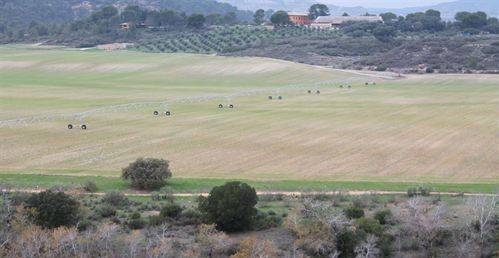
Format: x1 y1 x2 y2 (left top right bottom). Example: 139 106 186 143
0 5 240 42
343 10 499 42
252 2 498 37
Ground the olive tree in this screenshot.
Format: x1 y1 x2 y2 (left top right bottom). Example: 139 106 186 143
198 181 258 232
122 158 172 190
26 190 81 229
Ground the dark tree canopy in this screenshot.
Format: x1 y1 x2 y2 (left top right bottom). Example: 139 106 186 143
198 181 258 232
26 190 80 229
308 4 330 20
455 11 489 29
254 9 265 25
122 158 172 190
380 12 397 22
373 24 397 42
187 13 206 29
270 10 291 26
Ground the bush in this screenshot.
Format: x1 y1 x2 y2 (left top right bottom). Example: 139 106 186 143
252 210 283 230
179 208 203 225
26 190 81 229
160 202 183 218
344 203 365 219
122 158 172 190
375 65 388 71
148 215 165 226
336 229 359 258
83 181 98 192
101 191 128 207
151 186 175 202
407 186 432 197
357 217 383 236
95 205 117 218
127 212 145 229
198 181 258 232
374 209 393 225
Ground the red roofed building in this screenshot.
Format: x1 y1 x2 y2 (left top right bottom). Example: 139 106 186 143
288 12 311 25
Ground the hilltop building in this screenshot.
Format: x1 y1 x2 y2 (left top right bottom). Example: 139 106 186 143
288 12 312 25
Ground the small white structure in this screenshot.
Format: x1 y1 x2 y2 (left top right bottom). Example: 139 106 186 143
311 15 383 29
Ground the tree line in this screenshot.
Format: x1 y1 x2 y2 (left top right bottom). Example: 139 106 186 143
0 4 240 43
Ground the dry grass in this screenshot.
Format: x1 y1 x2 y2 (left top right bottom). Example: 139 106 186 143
0 46 498 185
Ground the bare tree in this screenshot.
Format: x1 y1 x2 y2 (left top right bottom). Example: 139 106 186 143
404 198 448 257
355 234 380 258
0 185 13 250
465 195 497 246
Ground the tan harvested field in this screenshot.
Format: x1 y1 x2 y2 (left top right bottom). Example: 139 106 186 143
0 46 498 184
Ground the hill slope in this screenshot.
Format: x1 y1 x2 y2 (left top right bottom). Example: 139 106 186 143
0 0 251 27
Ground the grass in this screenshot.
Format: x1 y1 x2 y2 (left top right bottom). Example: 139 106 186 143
0 45 498 188
0 174 496 193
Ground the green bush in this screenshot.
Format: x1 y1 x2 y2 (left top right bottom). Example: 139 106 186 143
375 65 388 71
151 186 175 202
252 210 283 230
101 191 128 207
95 205 117 218
344 203 365 219
198 181 258 232
357 217 383 236
407 186 431 197
127 212 145 229
83 181 98 192
179 208 203 225
336 229 359 258
160 202 183 218
148 215 165 226
374 209 393 225
26 190 81 229
122 158 172 190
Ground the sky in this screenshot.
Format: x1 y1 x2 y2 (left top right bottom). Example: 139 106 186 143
324 0 456 8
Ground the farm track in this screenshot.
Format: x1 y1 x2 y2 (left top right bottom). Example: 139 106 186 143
1 188 497 197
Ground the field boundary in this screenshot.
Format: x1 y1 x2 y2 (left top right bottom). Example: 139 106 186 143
0 173 497 194
1 188 497 197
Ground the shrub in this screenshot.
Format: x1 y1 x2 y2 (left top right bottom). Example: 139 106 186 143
344 203 365 219
151 186 175 202
147 215 165 226
375 65 388 71
198 181 258 232
160 202 183 218
83 181 98 192
357 217 383 236
407 186 431 197
179 208 203 225
336 229 360 258
96 205 117 218
122 158 172 190
101 191 128 207
127 212 145 229
374 209 393 225
252 210 283 230
26 190 80 229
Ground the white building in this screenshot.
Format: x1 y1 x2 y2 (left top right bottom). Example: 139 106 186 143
311 16 383 29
